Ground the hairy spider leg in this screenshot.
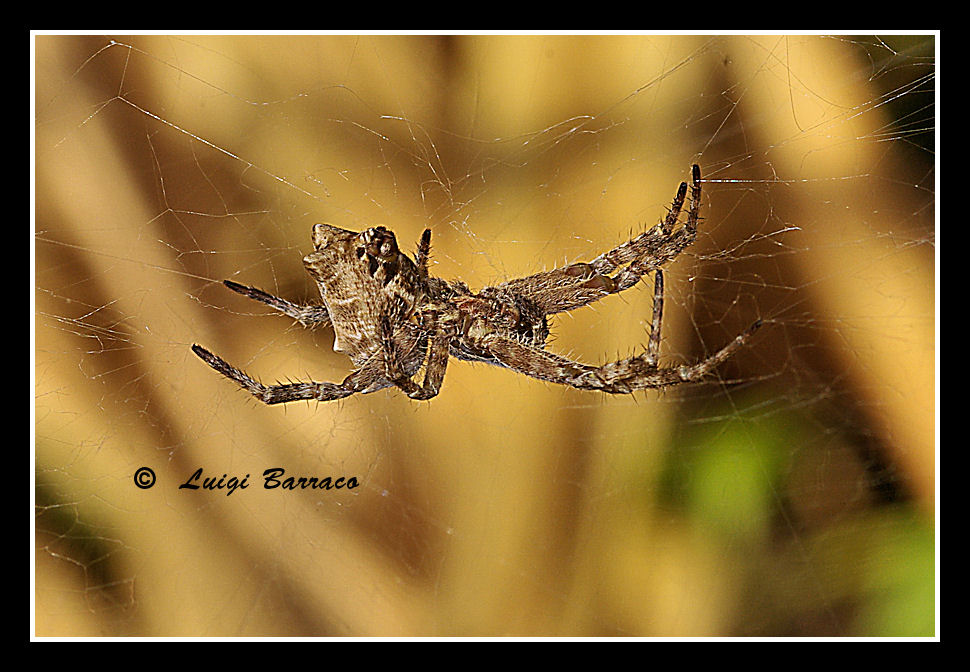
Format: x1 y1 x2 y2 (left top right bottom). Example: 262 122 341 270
599 164 700 294
192 329 442 405
472 164 759 393
222 280 331 328
414 228 432 280
645 270 664 368
481 317 762 394
378 312 452 400
367 229 452 401
191 344 354 404
496 165 700 317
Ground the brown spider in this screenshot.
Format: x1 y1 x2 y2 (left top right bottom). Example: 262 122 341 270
192 165 761 404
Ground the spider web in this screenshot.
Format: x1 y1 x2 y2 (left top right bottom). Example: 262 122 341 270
33 33 937 638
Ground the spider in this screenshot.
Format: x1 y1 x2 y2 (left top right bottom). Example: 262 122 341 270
192 165 761 404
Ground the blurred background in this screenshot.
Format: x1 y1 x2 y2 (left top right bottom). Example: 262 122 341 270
34 34 936 637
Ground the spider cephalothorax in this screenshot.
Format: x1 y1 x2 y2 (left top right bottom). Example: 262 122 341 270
192 165 761 404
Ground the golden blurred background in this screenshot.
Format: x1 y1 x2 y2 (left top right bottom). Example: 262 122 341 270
34 34 936 637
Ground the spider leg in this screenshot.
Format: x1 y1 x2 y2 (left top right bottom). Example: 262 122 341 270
645 270 664 368
378 313 452 400
223 280 331 328
191 344 355 404
497 165 701 316
414 228 432 280
480 317 762 393
390 334 451 400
